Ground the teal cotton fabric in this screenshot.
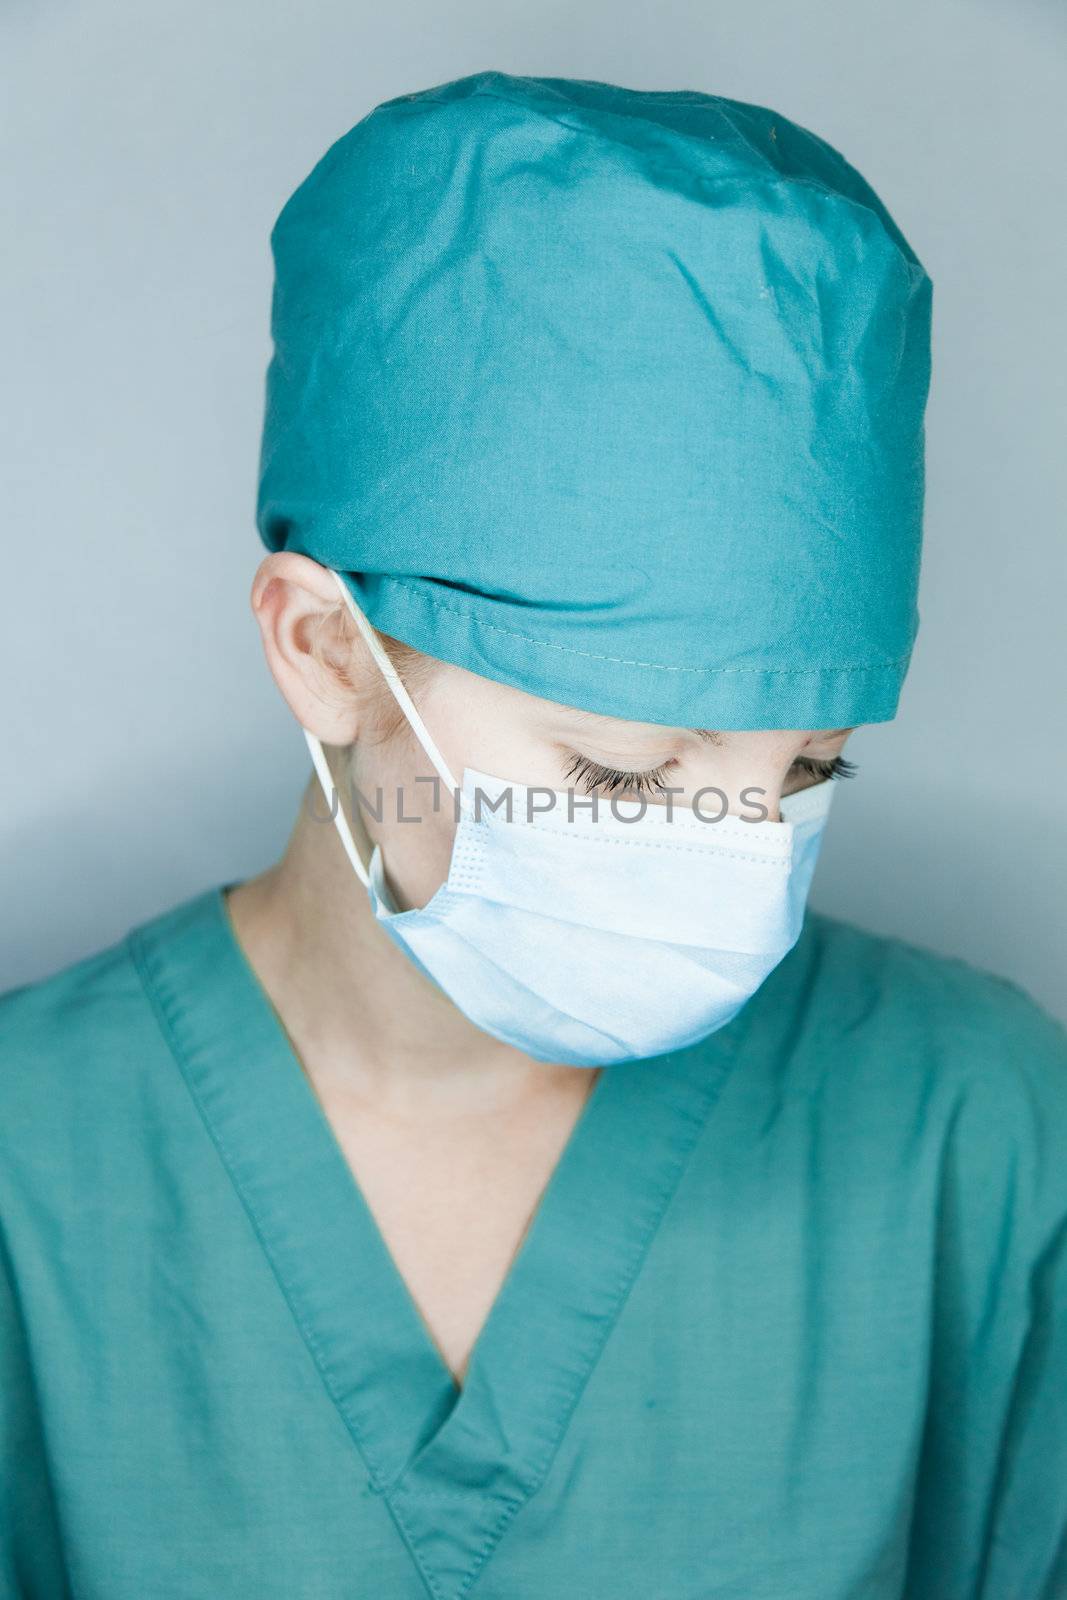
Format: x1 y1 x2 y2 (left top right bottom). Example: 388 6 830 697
2 887 1066 1599
255 70 934 732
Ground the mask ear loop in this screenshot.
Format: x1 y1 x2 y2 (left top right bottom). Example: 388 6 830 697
302 730 373 888
329 571 459 792
301 570 462 891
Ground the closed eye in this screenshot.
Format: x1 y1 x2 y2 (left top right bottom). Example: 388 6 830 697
791 755 859 782
563 751 859 797
563 752 680 797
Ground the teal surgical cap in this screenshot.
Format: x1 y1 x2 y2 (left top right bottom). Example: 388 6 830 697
256 69 933 730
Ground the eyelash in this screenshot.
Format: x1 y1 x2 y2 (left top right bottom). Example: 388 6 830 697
794 755 859 783
562 752 859 797
563 753 680 797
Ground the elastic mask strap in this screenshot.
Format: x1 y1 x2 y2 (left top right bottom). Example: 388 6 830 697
329 570 459 791
302 727 372 889
301 572 461 892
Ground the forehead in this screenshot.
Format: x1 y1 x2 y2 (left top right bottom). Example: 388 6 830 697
545 703 856 747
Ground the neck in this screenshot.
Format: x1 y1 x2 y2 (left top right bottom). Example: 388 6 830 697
224 775 586 1115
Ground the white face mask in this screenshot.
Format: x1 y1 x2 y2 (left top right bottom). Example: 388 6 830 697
303 572 836 1068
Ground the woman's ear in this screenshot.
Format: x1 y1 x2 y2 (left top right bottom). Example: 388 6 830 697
250 552 370 743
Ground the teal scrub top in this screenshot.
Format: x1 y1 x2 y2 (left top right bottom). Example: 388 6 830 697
1 886 1066 1600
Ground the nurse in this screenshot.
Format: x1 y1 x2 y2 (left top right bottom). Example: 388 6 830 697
2 69 1066 1600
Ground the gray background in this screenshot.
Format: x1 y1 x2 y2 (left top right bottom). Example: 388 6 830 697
2 0 1064 1022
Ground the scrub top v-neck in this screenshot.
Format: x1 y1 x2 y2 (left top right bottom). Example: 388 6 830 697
129 886 747 1598
2 884 1067 1600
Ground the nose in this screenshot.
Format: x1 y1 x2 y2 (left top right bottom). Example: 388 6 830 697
684 742 810 823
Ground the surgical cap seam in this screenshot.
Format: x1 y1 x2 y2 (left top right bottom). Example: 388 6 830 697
373 88 926 272
372 577 912 675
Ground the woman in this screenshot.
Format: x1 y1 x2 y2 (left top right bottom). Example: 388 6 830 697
2 69 1065 1600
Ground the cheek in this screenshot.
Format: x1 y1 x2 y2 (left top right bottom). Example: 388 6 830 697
424 670 573 791
345 734 458 910
385 804 458 912
435 713 552 789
